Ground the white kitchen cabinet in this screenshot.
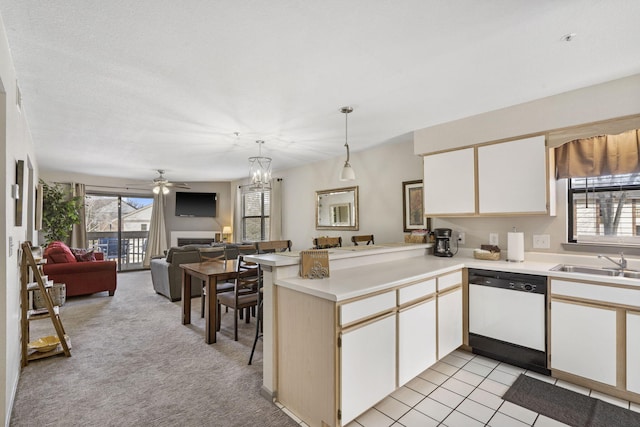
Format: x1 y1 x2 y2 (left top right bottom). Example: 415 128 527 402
275 266 462 427
422 135 552 216
437 287 463 359
627 311 640 394
340 313 396 425
550 300 617 386
423 148 475 215
477 135 548 214
398 299 436 386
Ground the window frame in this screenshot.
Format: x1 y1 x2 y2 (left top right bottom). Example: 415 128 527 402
567 175 640 244
241 189 270 242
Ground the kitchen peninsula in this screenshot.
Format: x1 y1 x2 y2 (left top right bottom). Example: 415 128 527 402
247 245 640 427
248 243 466 426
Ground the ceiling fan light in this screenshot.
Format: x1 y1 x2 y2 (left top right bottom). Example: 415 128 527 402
153 185 170 195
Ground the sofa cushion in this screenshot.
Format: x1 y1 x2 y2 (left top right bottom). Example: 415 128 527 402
165 247 180 264
165 244 212 263
44 241 77 264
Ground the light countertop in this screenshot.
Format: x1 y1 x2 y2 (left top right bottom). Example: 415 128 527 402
264 248 640 302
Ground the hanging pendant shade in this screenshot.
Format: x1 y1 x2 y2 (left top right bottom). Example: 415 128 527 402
339 106 356 181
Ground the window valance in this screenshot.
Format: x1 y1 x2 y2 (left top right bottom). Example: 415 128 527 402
555 129 640 179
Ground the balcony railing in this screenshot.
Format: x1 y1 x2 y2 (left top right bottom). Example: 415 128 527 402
87 231 148 270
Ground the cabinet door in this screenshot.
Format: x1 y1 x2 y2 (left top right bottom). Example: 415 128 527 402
340 314 396 425
551 300 617 385
398 299 436 386
437 288 462 359
627 311 640 393
423 148 475 215
477 135 547 214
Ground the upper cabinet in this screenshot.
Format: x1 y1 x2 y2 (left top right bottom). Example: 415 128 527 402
423 135 555 217
423 147 476 215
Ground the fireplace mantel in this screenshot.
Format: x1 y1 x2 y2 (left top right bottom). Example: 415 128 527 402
170 231 221 247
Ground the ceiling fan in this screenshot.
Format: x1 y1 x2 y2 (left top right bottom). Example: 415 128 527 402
148 169 190 194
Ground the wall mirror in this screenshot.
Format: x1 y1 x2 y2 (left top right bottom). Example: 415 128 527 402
316 186 359 230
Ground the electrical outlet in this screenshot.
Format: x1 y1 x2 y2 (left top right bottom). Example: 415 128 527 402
533 234 550 249
489 233 499 246
457 232 465 245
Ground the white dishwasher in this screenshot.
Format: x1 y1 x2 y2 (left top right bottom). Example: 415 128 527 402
468 269 549 375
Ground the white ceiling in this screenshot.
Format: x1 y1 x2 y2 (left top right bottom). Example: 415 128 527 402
1 1 640 184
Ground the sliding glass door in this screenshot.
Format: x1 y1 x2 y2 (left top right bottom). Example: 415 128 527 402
85 194 153 271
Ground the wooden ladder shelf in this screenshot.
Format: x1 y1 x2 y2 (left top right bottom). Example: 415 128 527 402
20 241 71 366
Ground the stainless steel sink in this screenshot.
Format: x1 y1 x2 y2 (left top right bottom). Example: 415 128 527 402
551 264 640 279
623 270 640 279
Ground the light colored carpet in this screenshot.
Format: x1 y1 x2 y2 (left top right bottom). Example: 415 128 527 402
10 271 298 427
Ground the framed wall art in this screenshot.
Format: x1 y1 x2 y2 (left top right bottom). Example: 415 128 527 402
14 160 24 226
402 179 430 232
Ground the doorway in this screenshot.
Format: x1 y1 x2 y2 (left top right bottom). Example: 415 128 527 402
85 194 153 271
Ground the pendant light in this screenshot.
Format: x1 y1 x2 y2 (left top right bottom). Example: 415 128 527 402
248 140 272 189
339 106 355 181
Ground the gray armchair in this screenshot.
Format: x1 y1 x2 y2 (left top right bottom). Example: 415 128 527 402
150 245 225 301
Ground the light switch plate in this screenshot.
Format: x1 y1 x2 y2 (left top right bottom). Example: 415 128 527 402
489 233 499 246
533 234 550 249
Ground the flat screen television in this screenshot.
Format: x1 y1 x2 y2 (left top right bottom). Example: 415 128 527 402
175 192 217 217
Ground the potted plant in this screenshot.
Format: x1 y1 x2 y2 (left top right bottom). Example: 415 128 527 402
40 180 82 245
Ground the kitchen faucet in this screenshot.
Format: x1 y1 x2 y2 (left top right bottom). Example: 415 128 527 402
598 252 627 272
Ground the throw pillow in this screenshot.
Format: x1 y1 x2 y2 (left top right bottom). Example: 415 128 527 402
44 241 77 263
71 248 96 262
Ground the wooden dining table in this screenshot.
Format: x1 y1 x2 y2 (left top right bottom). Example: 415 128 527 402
180 259 237 344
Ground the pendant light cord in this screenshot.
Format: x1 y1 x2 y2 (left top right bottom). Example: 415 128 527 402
341 106 353 164
344 110 350 163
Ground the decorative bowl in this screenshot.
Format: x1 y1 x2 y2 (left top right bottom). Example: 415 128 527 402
28 335 60 353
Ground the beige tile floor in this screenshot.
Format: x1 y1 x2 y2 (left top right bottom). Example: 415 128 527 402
278 349 640 427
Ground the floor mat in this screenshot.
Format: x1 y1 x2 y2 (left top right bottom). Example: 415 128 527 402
503 374 640 427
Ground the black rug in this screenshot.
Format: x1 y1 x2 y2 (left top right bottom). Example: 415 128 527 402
503 374 640 427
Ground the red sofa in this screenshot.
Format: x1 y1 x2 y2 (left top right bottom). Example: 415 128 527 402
43 241 117 297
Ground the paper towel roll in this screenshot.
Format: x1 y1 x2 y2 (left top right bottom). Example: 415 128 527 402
507 232 525 262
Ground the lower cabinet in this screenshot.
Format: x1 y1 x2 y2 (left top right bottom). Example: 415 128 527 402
437 287 463 359
628 311 640 394
551 300 617 386
397 298 436 386
276 269 463 427
340 313 396 425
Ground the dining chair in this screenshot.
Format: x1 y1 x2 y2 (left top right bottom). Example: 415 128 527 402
313 237 342 249
217 256 260 341
224 244 257 260
200 252 234 318
248 283 264 365
256 240 292 253
351 235 374 246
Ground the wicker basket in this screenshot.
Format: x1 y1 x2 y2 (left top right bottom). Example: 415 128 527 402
404 234 427 243
33 283 66 309
473 249 501 261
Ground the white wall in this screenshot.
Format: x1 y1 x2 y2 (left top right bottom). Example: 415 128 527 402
39 171 233 245
232 136 423 250
0 15 38 426
414 73 640 154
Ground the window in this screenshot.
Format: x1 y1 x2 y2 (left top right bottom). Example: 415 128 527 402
241 189 270 241
568 173 640 244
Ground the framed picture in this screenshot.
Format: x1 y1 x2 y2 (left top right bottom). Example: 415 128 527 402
15 160 24 226
402 180 430 232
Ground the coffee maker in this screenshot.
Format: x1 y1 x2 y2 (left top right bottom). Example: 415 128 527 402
433 228 454 257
